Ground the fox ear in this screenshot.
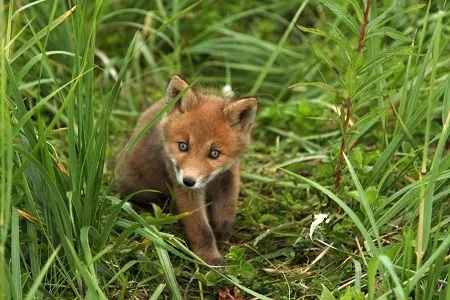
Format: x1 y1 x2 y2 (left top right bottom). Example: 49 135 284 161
166 75 197 112
224 97 257 131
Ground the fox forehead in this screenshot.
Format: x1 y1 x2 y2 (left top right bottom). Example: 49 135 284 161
164 100 239 154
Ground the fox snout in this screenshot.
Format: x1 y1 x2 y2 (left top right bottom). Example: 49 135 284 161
174 166 211 189
173 162 223 189
182 176 196 188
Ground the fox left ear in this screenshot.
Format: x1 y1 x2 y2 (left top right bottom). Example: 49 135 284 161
166 75 198 112
224 97 257 131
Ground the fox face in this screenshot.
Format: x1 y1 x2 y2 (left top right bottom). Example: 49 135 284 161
160 76 257 189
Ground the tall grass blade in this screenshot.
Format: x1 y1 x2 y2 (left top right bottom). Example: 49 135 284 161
416 11 443 282
250 1 309 94
10 208 21 300
0 1 14 298
407 232 450 294
10 6 76 62
281 169 378 255
343 153 380 244
24 246 60 300
149 283 166 300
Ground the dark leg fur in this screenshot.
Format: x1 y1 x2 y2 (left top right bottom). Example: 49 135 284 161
174 186 225 266
206 163 240 242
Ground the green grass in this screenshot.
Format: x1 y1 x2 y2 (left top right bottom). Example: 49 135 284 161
1 0 449 299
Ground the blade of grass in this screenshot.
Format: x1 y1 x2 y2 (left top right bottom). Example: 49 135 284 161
343 153 381 245
12 0 46 18
250 1 309 94
368 255 406 300
10 5 76 62
406 232 450 295
63 237 106 299
10 207 21 300
0 1 14 298
149 283 166 300
102 260 139 289
416 12 443 287
155 246 182 299
24 246 61 300
281 168 378 256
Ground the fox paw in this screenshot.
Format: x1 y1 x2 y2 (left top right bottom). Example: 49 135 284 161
207 255 226 267
195 248 226 266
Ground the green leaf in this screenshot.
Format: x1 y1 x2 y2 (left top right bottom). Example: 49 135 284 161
239 262 256 279
366 26 414 43
319 285 336 300
290 81 339 95
365 186 379 207
367 258 379 300
358 46 414 74
317 0 359 33
443 76 450 126
340 287 364 300
225 246 246 263
347 0 363 23
297 24 353 53
345 53 361 97
205 271 223 286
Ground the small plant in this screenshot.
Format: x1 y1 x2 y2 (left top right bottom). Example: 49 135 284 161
225 246 256 280
289 0 450 299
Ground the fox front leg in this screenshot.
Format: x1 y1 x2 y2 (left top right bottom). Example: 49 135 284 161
173 187 225 266
207 163 240 242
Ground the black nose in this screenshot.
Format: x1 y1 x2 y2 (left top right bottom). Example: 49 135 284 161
182 177 196 187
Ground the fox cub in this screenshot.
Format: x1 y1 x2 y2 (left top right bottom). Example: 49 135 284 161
115 75 257 265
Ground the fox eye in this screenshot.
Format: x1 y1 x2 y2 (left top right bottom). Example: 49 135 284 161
209 149 220 159
178 142 188 152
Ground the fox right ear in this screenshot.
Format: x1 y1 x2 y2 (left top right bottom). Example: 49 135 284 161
166 75 197 112
224 97 257 132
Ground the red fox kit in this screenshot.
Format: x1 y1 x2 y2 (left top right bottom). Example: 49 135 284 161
115 75 257 265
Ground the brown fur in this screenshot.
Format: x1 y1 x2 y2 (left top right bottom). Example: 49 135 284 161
115 75 257 265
